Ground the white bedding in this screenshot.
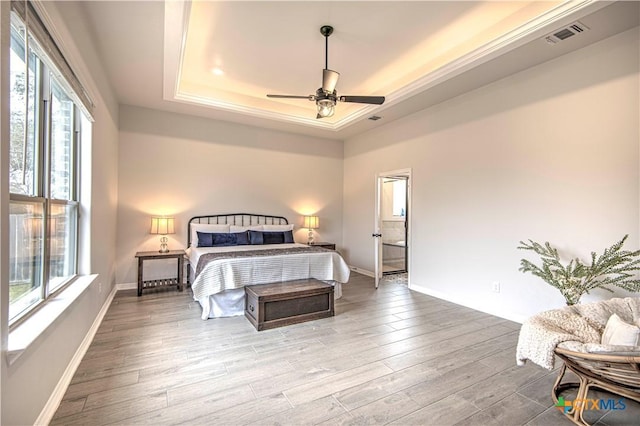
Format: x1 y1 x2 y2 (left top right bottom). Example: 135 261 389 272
186 243 350 319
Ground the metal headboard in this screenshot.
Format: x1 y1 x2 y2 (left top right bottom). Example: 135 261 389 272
187 213 289 247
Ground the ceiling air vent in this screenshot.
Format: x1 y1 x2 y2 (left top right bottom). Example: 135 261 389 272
544 21 590 45
368 115 382 121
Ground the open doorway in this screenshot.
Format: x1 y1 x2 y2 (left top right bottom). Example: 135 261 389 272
374 169 411 288
381 177 408 274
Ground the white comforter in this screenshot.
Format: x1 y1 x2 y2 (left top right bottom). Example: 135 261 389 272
186 243 350 319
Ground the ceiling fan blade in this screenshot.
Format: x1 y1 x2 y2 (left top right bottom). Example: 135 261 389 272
339 95 385 105
322 69 340 93
267 94 314 100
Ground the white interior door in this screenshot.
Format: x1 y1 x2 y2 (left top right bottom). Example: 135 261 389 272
374 176 384 288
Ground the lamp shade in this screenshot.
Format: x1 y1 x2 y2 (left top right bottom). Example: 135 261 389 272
303 216 319 229
150 217 175 235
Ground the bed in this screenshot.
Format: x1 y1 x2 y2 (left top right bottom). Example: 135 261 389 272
186 213 350 320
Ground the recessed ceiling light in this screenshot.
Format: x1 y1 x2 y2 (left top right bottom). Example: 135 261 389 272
211 67 224 76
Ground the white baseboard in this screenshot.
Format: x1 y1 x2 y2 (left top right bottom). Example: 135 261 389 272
35 285 117 425
347 267 523 323
409 283 526 324
116 282 136 291
349 266 374 277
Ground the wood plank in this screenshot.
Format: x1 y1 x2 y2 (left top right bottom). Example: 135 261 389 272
255 395 347 425
389 394 481 425
319 392 421 425
123 384 256 425
191 393 292 424
283 361 394 406
455 392 547 426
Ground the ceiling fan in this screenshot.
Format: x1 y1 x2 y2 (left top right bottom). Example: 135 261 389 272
266 25 386 119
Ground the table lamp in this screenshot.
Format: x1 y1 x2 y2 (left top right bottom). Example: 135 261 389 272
303 215 319 244
150 216 175 253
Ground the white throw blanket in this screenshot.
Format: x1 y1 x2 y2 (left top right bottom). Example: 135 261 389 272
516 297 640 370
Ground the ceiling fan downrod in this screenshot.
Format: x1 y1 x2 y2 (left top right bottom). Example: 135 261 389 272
265 24 385 120
320 25 333 70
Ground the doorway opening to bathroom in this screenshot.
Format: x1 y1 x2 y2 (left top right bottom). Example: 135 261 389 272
374 169 410 288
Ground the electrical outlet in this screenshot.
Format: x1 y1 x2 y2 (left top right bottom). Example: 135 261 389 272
492 281 501 293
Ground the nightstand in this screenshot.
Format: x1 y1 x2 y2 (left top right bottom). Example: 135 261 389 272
135 250 185 296
308 242 336 250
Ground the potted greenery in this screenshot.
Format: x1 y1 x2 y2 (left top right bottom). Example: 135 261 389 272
518 235 640 305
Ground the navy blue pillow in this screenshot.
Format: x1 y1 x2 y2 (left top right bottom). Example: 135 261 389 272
264 231 294 244
283 230 294 243
197 231 250 247
263 231 284 244
211 233 237 247
248 230 264 245
249 230 294 245
196 231 216 247
234 231 250 245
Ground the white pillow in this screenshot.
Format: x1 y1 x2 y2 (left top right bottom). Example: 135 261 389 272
263 224 294 231
191 223 230 247
601 313 640 346
230 225 263 233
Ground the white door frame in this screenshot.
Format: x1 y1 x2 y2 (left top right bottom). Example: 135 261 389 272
374 168 411 288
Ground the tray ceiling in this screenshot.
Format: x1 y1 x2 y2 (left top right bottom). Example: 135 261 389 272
79 1 639 139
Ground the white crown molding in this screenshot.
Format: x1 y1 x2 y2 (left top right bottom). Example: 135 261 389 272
172 91 339 130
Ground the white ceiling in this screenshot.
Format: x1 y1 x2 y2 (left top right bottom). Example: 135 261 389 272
80 1 639 140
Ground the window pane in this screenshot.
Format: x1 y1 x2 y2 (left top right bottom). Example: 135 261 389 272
9 24 39 196
392 180 406 217
50 79 74 201
48 203 77 292
9 201 44 322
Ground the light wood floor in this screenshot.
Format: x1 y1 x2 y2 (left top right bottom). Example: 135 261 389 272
51 273 639 425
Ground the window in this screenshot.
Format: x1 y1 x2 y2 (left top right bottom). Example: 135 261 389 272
8 14 84 324
392 179 407 217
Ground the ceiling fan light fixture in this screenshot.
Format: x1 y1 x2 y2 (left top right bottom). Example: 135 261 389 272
265 25 386 119
317 98 336 118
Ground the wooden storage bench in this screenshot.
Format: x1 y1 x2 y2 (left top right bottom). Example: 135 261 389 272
244 278 334 331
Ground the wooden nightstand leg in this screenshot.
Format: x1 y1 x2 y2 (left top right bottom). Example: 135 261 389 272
137 257 144 296
178 256 184 291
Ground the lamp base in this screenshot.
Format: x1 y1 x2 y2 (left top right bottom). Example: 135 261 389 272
159 236 169 253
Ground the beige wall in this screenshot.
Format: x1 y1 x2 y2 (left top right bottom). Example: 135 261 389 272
343 27 640 322
1 2 119 424
116 106 344 285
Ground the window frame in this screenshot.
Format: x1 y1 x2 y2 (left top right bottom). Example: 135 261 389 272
8 13 83 328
